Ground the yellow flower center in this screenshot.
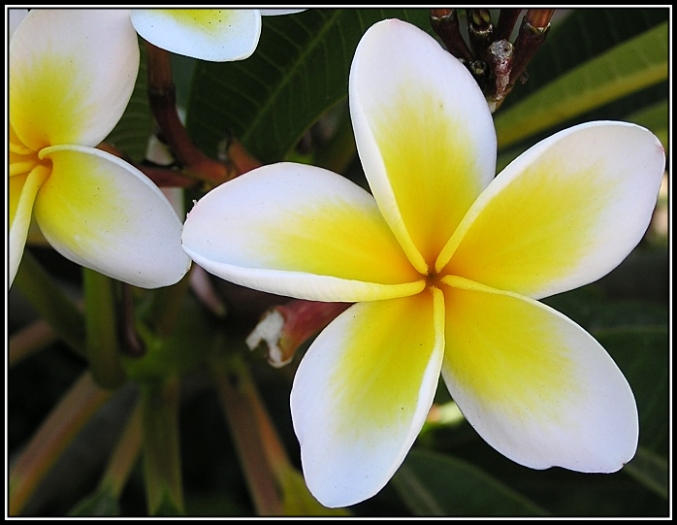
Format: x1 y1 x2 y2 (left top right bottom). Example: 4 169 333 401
9 124 47 179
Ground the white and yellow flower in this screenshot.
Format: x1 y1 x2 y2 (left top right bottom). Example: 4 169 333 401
181 19 665 507
130 8 305 61
9 9 191 289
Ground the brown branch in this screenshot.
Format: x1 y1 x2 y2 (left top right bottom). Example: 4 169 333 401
144 41 236 187
430 9 474 63
509 9 555 91
467 9 494 60
494 8 523 42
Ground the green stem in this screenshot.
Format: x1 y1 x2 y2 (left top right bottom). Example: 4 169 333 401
83 269 126 388
211 353 282 516
140 377 184 516
13 249 86 359
99 399 143 498
147 269 192 338
9 371 112 515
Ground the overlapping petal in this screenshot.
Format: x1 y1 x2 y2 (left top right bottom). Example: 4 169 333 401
10 9 139 151
350 19 497 272
182 162 424 302
291 288 445 508
438 121 665 298
440 276 638 472
131 9 261 61
33 146 191 288
9 8 28 38
9 166 50 286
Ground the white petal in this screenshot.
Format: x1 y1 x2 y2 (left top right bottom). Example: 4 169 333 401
131 9 261 61
260 9 307 16
9 8 28 39
10 9 139 150
35 146 191 288
9 166 50 287
350 18 496 272
441 276 638 472
439 121 666 298
182 162 423 302
291 289 445 507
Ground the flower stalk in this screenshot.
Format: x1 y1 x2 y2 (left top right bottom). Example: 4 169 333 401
509 9 555 94
84 269 126 389
144 41 234 188
429 9 474 63
97 400 143 499
140 376 184 516
211 353 282 515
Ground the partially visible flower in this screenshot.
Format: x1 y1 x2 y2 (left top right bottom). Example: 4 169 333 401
9 9 191 288
130 8 306 62
182 19 665 507
9 8 28 38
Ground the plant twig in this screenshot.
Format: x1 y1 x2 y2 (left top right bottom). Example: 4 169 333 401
144 41 234 188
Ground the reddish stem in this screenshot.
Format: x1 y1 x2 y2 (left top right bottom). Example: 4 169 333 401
144 41 235 187
430 9 475 63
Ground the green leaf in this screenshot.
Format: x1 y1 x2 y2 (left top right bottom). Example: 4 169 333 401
501 9 669 109
13 250 86 359
392 448 550 516
592 325 669 455
279 465 351 516
105 37 154 162
186 8 432 164
623 446 668 499
68 486 120 516
494 22 668 149
623 99 669 151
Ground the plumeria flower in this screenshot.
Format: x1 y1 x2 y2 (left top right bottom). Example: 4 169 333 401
130 8 306 62
181 19 665 507
9 9 191 289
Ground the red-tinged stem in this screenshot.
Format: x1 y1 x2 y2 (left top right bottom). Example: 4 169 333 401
430 9 475 63
494 8 523 41
508 9 555 95
211 355 282 516
467 8 494 60
144 41 235 187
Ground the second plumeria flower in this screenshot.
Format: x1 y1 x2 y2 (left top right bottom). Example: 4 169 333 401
9 9 191 288
182 19 665 507
130 8 306 61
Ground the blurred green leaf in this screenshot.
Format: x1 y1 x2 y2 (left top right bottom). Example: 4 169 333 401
495 22 668 149
623 446 668 499
501 9 669 108
279 466 351 516
593 326 669 455
105 37 154 162
392 448 550 516
623 99 669 151
186 8 432 164
13 250 86 359
69 486 120 516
